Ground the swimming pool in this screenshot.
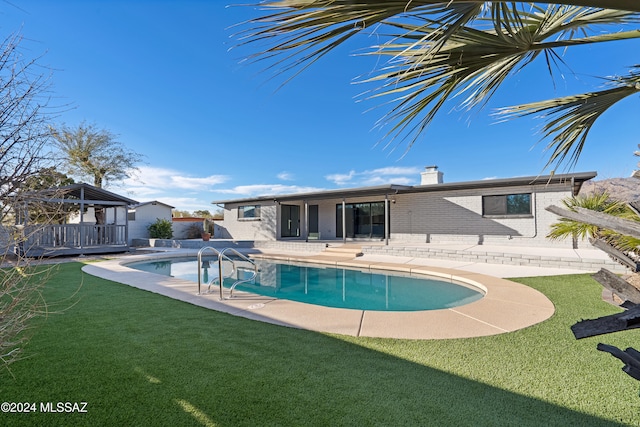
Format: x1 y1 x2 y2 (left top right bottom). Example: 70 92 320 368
127 257 484 312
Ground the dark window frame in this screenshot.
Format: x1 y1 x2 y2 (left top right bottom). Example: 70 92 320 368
238 205 261 220
482 193 532 217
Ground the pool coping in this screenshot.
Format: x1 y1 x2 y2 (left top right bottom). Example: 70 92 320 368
81 249 555 340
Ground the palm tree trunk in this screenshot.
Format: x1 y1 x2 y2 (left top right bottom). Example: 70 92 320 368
546 205 640 239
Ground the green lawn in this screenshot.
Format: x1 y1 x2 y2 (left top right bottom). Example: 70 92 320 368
1 262 639 426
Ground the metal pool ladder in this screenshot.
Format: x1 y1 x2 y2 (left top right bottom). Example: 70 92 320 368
197 247 258 300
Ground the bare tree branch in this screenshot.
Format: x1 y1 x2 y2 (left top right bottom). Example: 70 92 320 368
0 29 62 373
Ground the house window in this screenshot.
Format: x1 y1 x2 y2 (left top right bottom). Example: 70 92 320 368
483 194 531 216
127 211 136 221
238 205 261 220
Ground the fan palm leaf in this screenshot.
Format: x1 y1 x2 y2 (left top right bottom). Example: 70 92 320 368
237 1 640 164
548 192 640 253
496 67 640 169
359 6 640 152
547 192 625 240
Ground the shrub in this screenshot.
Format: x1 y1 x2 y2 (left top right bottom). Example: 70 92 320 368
148 218 173 239
186 223 203 239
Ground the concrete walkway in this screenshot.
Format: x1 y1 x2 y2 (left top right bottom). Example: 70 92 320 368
79 245 576 340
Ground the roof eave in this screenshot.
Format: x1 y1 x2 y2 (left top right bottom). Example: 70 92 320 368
212 184 412 205
211 172 597 206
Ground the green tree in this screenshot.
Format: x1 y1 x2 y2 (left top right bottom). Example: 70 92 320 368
50 121 143 188
193 210 212 218
237 1 640 170
172 210 192 218
21 167 76 224
212 209 224 220
50 122 143 225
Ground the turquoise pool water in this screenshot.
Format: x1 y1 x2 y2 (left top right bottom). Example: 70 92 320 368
127 257 484 312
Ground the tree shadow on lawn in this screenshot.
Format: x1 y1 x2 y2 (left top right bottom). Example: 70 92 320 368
0 263 631 426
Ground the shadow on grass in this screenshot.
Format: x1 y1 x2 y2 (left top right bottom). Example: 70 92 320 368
0 263 631 426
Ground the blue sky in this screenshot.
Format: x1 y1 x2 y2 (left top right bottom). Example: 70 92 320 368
4 1 639 212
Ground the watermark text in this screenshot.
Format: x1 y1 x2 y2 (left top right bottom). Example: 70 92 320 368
1 402 88 413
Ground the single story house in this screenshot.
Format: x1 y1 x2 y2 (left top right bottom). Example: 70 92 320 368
212 168 596 248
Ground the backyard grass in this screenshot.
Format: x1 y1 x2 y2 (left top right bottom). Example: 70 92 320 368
1 261 639 426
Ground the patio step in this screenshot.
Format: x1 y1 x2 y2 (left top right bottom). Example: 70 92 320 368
360 245 628 274
321 245 363 258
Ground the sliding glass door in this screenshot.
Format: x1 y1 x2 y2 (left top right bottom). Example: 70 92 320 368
336 201 386 239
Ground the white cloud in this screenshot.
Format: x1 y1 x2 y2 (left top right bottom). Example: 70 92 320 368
277 171 295 181
361 175 416 186
366 166 423 176
172 175 228 189
123 166 230 195
325 170 356 185
326 166 421 186
121 185 159 198
217 184 326 198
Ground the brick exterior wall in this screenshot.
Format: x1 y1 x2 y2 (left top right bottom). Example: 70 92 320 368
216 180 583 248
219 202 277 241
389 182 578 247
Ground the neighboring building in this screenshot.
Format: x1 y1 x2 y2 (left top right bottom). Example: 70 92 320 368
212 169 597 248
128 201 174 243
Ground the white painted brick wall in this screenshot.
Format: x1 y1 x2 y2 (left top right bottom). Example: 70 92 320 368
218 202 277 241
389 183 580 247
218 181 588 248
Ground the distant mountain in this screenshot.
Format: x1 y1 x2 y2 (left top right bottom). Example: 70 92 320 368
580 177 640 202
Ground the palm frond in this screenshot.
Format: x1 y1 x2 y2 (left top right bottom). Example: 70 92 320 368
547 192 623 240
235 1 439 73
359 6 640 152
548 192 640 256
235 1 640 161
496 66 640 170
601 229 640 253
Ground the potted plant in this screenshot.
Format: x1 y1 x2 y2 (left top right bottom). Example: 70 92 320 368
201 219 212 241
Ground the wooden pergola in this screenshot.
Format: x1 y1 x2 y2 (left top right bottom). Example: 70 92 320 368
15 183 138 257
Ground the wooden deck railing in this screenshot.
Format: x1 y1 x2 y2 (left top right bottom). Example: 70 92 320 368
24 224 128 248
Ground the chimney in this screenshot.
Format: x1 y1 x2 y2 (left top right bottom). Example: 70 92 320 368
420 165 443 185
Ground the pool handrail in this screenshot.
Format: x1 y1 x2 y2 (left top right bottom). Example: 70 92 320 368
197 247 223 295
228 265 258 298
208 255 238 297
217 248 257 300
197 247 218 295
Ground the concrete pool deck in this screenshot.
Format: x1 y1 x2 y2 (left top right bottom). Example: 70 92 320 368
80 246 565 340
